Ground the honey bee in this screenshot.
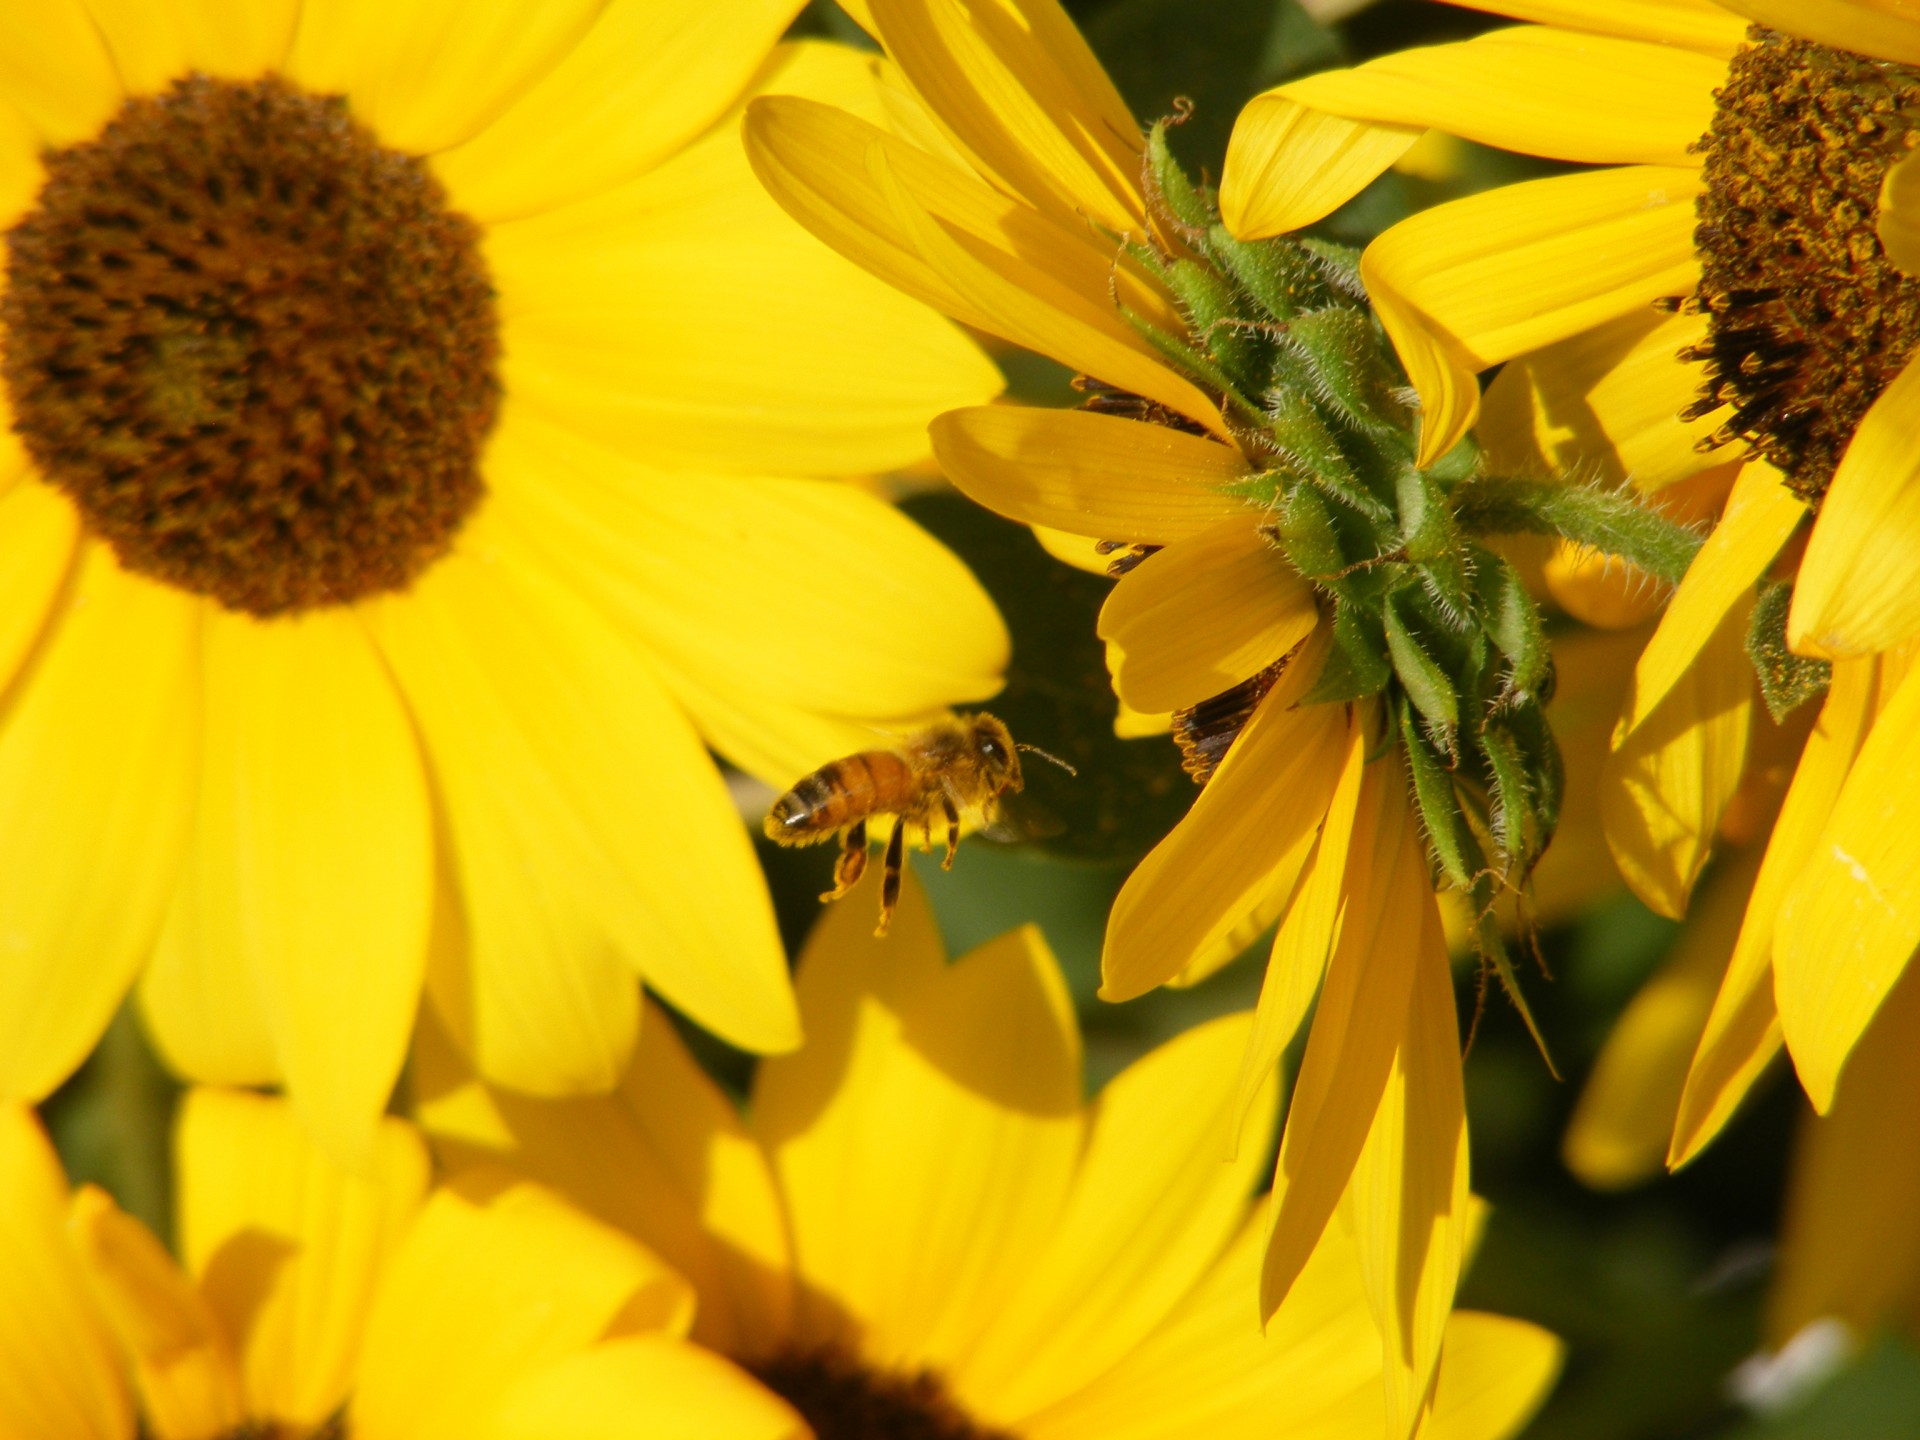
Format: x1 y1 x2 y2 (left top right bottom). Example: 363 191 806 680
763 712 1074 936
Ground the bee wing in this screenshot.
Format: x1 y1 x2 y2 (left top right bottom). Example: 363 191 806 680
979 788 1066 843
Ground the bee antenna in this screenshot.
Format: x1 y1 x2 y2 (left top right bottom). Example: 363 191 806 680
1017 743 1078 776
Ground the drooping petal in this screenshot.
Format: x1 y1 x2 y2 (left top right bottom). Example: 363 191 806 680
753 878 1083 1371
177 1089 429 1431
1765 959 1920 1346
954 1012 1277 1423
1420 1312 1565 1440
1271 27 1721 168
368 536 798 1092
487 43 1004 478
929 406 1256 544
1615 461 1804 739
1789 358 1920 657
1774 656 1920 1110
479 409 1006 741
743 96 1222 435
486 1337 806 1440
1718 0 1920 67
1479 307 1728 492
0 1 122 145
430 0 804 223
1565 848 1760 1189
0 547 199 1102
1220 96 1421 238
0 1107 132 1440
1670 657 1881 1166
352 1177 694 1440
191 608 432 1163
1099 518 1318 715
1601 594 1753 919
283 0 606 156
66 1185 245 1440
1101 645 1349 1002
864 0 1145 235
413 1001 794 1359
80 0 298 95
1363 165 1702 466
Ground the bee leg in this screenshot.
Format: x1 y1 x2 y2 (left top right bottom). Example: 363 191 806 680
821 819 867 903
941 793 960 870
877 815 906 937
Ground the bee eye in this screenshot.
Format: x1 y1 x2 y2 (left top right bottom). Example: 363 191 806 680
981 739 1004 761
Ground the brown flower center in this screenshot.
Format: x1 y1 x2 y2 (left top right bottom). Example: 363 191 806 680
1684 28 1920 503
2 74 498 615
748 1346 1015 1440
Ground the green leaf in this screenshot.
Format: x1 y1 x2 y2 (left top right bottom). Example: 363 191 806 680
1748 580 1832 721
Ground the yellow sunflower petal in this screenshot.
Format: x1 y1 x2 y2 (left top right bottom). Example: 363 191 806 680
864 0 1144 235
480 409 1006 727
1031 523 1125 576
1233 715 1367 1138
488 44 1003 478
177 1089 429 1430
1364 165 1703 466
66 1185 245 1440
1101 644 1348 1002
0 1107 132 1440
1274 27 1721 168
430 0 804 223
0 480 82 701
368 539 799 1088
1220 96 1420 239
193 609 433 1163
1878 146 1920 277
1790 357 1920 657
1565 847 1760 1189
1616 461 1804 741
487 1336 805 1440
1601 595 1753 919
954 1012 1277 1423
0 548 198 1101
284 0 605 156
1479 307 1727 491
1718 0 1920 67
1670 657 1881 1167
1261 762 1421 1319
1421 1312 1565 1440
1766 960 1920 1346
753 878 1083 1370
1344 896 1470 1439
1542 540 1666 631
1451 0 1747 52
929 407 1255 544
352 1177 694 1440
82 0 298 95
413 1000 794 1359
743 96 1221 435
1774 656 1920 1111
1099 519 1317 715
0 2 121 145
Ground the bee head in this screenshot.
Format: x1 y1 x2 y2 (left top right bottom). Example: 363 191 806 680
970 713 1022 793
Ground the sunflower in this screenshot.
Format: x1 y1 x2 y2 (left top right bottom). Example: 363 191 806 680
416 872 1563 1440
1220 0 1920 1158
0 0 1009 1159
0 1088 808 1439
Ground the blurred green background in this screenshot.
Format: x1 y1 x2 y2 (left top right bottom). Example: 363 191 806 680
46 1 1920 1435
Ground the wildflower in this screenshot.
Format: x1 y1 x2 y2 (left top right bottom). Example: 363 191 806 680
0 0 1006 1158
418 873 1564 1440
0 1089 803 1438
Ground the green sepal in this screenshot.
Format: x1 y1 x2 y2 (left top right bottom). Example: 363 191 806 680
1267 388 1390 524
1473 912 1560 1078
1163 256 1268 386
1748 580 1831 721
1282 305 1408 434
1271 481 1348 581
1302 600 1392 705
1207 226 1333 323
1478 719 1540 872
1471 546 1550 699
1121 306 1262 420
1300 236 1367 301
1383 591 1460 735
1399 698 1479 889
1146 119 1213 234
1499 699 1563 862
1454 474 1704 585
